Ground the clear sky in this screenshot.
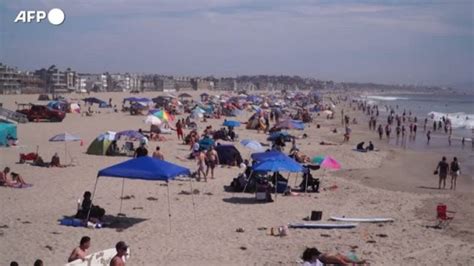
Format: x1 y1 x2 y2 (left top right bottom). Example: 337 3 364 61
1 0 473 87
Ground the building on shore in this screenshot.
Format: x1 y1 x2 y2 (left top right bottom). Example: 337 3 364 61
34 66 77 95
0 63 21 94
19 72 45 94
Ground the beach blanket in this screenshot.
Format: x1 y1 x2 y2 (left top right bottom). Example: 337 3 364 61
2 183 33 189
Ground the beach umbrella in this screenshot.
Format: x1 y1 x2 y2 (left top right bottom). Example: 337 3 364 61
49 133 81 165
90 157 192 230
251 154 303 200
115 130 145 141
311 155 325 165
320 156 341 170
240 139 264 152
144 115 162 126
152 110 173 121
223 120 241 127
267 131 293 142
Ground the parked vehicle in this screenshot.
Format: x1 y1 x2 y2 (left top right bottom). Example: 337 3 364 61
17 104 66 122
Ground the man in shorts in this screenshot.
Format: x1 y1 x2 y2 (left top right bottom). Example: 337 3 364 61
435 156 449 189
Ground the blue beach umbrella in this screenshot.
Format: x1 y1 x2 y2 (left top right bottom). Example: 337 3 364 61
223 120 241 127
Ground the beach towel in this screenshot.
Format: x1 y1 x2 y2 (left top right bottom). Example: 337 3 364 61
6 183 33 189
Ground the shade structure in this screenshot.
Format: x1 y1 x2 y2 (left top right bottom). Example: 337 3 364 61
144 115 162 126
240 139 263 152
252 158 303 173
115 130 145 141
320 156 341 170
223 120 241 127
89 157 193 230
251 150 289 162
152 110 173 122
198 137 215 151
98 156 191 181
49 133 81 142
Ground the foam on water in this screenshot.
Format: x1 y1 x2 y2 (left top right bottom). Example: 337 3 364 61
365 96 409 101
428 111 474 129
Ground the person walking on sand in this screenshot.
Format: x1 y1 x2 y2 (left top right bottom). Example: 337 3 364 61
426 130 431 144
377 124 383 140
176 119 184 141
110 241 128 266
68 236 91 262
435 156 449 189
450 157 460 190
196 150 207 182
205 146 219 179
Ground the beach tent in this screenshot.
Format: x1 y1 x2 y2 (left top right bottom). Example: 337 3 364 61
86 138 112 155
69 102 81 113
89 157 191 229
83 97 109 108
214 144 243 165
0 120 17 146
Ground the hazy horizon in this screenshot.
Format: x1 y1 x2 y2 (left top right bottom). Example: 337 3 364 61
1 1 473 88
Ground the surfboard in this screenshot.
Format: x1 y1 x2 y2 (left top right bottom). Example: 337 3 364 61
288 223 357 229
330 216 394 223
65 248 130 266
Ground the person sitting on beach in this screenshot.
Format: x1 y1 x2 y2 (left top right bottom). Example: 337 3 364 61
68 236 91 262
106 141 120 156
50 153 62 167
134 143 148 158
0 167 12 186
76 191 106 222
356 142 365 151
9 172 28 187
366 141 374 151
301 247 366 266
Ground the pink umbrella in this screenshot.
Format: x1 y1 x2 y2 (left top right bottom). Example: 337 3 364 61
320 156 341 170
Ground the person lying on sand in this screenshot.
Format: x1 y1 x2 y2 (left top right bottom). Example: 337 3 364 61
68 236 91 262
302 247 366 266
290 149 310 163
319 141 339 146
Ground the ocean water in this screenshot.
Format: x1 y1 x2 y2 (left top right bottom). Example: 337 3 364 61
363 93 474 138
360 93 474 178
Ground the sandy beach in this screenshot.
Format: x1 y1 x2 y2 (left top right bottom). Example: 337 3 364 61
1 91 473 265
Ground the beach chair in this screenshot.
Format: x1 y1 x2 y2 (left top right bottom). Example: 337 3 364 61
436 204 455 228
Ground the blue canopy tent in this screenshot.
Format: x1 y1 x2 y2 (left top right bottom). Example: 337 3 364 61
88 157 192 230
250 153 303 200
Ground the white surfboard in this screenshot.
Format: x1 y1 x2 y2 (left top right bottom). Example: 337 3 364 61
65 248 130 266
289 223 358 229
330 216 394 223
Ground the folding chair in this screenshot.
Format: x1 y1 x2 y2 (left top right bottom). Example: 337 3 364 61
436 204 455 228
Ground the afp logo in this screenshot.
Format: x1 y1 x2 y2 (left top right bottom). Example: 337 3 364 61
14 8 65 26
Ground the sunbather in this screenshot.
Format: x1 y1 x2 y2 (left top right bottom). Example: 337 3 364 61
10 172 28 187
302 247 366 266
0 167 11 186
50 153 62 167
